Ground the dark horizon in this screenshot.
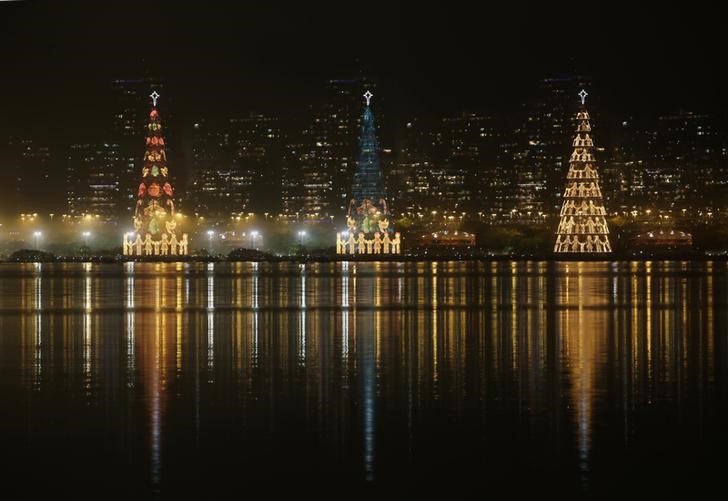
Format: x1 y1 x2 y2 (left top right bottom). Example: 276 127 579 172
2 1 728 143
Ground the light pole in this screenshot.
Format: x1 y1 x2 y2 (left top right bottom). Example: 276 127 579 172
33 231 42 250
82 231 91 248
250 230 260 250
298 230 306 247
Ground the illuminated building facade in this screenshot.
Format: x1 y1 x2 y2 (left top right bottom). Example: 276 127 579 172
386 118 434 216
66 142 123 220
227 114 283 214
437 112 506 214
648 111 726 210
190 119 228 219
280 139 307 220
3 139 54 215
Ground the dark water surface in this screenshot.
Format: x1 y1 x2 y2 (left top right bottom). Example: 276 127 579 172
1 261 727 498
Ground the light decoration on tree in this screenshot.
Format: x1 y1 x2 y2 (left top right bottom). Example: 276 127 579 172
578 89 588 105
123 92 189 256
553 90 612 254
335 91 401 255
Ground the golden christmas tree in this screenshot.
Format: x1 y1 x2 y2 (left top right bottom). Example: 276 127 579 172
553 90 612 254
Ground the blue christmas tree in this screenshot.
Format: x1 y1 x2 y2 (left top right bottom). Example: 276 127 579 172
347 91 391 235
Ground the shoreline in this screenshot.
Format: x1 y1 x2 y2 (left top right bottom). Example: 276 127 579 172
1 251 725 264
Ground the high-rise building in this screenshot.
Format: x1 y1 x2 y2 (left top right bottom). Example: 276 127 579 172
227 114 283 214
387 118 434 216
600 117 646 213
516 76 593 218
646 111 726 211
297 77 377 222
190 119 228 220
189 113 284 220
66 142 122 220
280 135 308 221
5 139 53 215
436 112 505 215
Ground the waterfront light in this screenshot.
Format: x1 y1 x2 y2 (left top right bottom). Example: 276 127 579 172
250 231 261 250
33 231 42 249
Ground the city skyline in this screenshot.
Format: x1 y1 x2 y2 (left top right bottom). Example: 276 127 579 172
3 1 728 141
3 77 727 219
2 1 728 255
2 5 728 497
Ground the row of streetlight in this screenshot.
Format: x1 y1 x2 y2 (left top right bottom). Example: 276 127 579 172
206 229 263 251
28 231 92 250
26 228 311 252
203 229 308 252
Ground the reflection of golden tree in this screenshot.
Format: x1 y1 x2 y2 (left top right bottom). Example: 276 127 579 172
557 262 610 484
134 276 179 488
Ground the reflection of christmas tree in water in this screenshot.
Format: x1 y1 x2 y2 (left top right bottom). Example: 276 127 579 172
123 92 188 256
337 91 400 254
554 90 612 254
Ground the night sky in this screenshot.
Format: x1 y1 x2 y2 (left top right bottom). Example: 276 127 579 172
1 0 727 144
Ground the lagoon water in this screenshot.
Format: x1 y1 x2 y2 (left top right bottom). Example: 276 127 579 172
1 261 727 498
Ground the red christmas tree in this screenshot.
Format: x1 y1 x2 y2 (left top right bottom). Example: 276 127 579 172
133 91 177 239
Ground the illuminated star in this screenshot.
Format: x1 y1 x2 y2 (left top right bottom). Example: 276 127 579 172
150 91 160 107
578 89 588 105
363 90 373 106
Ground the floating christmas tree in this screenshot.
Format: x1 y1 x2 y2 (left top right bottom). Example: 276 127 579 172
347 91 389 233
553 90 612 254
123 91 188 256
336 91 400 254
